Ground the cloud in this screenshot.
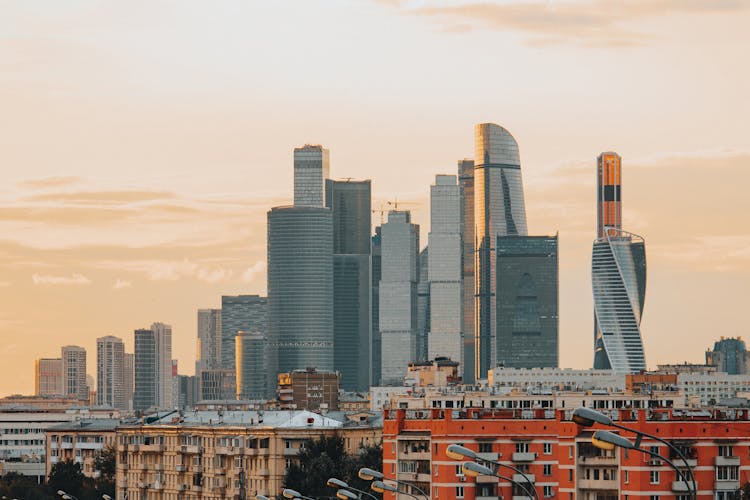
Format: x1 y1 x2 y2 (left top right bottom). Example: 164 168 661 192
393 0 750 46
32 273 91 285
242 261 266 282
19 176 81 189
96 258 236 284
26 190 175 204
112 278 131 289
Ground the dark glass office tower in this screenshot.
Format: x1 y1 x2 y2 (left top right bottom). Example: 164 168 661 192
458 159 475 383
417 247 430 362
267 206 334 394
592 152 647 372
326 179 372 392
495 235 559 368
371 227 382 386
474 123 528 380
220 295 266 371
235 331 266 399
133 329 155 411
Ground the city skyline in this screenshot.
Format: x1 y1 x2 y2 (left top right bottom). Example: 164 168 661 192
1 1 749 396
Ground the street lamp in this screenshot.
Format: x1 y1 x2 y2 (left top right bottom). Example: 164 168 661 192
461 462 536 500
102 494 113 500
283 488 317 500
326 477 378 500
572 407 697 498
57 490 79 500
446 444 539 500
371 480 422 500
358 468 428 499
593 430 695 499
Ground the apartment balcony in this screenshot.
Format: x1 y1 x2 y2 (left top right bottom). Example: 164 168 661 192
137 482 148 489
214 468 226 476
215 446 243 455
76 442 103 450
578 455 617 465
477 452 499 461
61 442 74 449
715 456 740 466
175 464 187 472
245 448 258 456
191 465 203 473
152 464 164 471
180 445 202 454
191 485 202 492
476 474 496 484
513 496 533 500
130 444 140 452
476 496 498 500
151 482 164 491
257 468 270 476
141 444 164 453
137 463 148 471
672 480 691 492
50 442 59 449
512 474 535 484
398 450 431 461
283 448 299 456
177 484 188 492
512 452 535 462
716 479 741 491
577 479 618 490
117 463 128 471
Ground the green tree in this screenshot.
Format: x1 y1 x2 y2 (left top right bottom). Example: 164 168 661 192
0 471 50 500
94 444 117 482
48 459 85 498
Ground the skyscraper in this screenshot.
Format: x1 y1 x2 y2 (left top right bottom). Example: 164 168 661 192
220 296 265 371
35 358 62 396
379 210 419 386
123 352 134 410
706 337 750 375
294 144 330 207
326 179 372 392
61 345 88 400
458 159 475 383
152 322 173 409
592 152 647 373
495 235 559 368
133 329 156 410
371 226 382 386
474 123 528 380
417 247 430 362
96 336 125 409
428 175 462 368
235 331 266 399
196 308 221 373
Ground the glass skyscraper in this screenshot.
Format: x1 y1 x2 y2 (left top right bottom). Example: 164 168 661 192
371 226 382 386
379 210 419 386
458 159 475 383
235 331 266 399
428 175 462 368
326 179 372 392
294 144 330 207
61 345 87 401
133 329 156 410
220 296 266 371
592 152 647 373
417 247 430 362
196 308 221 373
495 235 559 368
96 335 125 409
474 123 528 380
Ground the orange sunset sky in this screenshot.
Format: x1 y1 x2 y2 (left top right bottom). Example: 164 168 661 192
1 1 749 397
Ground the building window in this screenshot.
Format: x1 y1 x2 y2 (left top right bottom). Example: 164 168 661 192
455 464 463 477
568 469 573 481
543 486 553 498
543 443 552 455
543 464 552 476
718 445 734 457
434 465 438 476
624 470 629 483
515 443 529 453
650 470 659 484
717 465 739 481
433 487 438 498
478 443 493 453
455 486 464 498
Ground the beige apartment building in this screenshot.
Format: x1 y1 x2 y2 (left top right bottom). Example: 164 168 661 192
116 409 381 500
45 419 119 478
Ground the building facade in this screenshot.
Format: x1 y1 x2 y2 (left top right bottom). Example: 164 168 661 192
96 335 126 409
277 368 340 411
326 179 372 392
495 235 559 368
197 308 222 373
61 345 88 401
458 159 475 384
429 174 463 369
293 144 330 207
235 331 266 400
417 247 430 363
220 296 266 372
593 152 648 373
35 358 63 397
706 337 750 375
200 369 237 401
152 322 174 410
372 226 383 386
380 210 420 386
134 328 156 411
45 419 119 479
474 123 528 381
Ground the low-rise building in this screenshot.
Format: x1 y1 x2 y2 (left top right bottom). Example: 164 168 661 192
116 409 381 500
488 367 625 392
277 368 339 411
45 419 120 478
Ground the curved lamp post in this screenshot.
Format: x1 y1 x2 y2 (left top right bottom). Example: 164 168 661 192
573 407 697 499
446 444 539 500
462 461 536 500
593 430 695 499
283 488 317 500
57 491 79 500
102 495 113 500
257 495 271 500
327 477 378 500
359 468 428 499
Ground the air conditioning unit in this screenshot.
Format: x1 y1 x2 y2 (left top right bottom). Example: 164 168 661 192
458 476 466 482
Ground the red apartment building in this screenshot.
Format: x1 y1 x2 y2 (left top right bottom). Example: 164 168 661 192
383 406 750 499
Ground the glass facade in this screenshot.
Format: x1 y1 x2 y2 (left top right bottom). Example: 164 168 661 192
428 175 462 368
196 308 221 373
474 123 528 380
371 227 382 386
592 229 647 372
220 296 266 371
326 179 372 392
267 206 334 394
235 331 266 399
417 247 430 362
61 345 87 401
133 329 155 410
96 335 125 409
458 159 475 383
379 210 419 386
294 144 330 207
495 235 559 368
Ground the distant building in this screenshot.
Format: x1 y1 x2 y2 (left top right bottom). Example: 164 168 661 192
326 178 372 392
196 308 222 372
133 328 156 410
176 375 198 410
706 337 750 375
152 322 174 409
123 352 134 411
35 358 62 397
405 357 460 387
96 335 126 409
371 226 382 386
220 296 266 371
294 144 330 207
379 210 420 386
417 247 430 362
45 419 119 479
428 175 462 369
235 331 266 400
495 234 559 369
488 367 625 392
200 369 236 401
458 159 475 384
277 368 339 411
61 345 88 401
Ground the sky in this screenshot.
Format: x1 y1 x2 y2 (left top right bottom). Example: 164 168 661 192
1 0 749 397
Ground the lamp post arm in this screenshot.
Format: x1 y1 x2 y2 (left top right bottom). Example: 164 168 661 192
494 472 535 500
347 487 379 500
611 421 697 497
475 459 538 500
634 446 695 500
391 479 429 500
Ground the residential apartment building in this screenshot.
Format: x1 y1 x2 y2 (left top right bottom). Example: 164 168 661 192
384 405 750 500
35 358 63 396
45 419 119 478
115 410 381 500
61 345 88 401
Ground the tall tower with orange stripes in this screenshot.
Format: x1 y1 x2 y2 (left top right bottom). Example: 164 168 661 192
592 152 647 372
